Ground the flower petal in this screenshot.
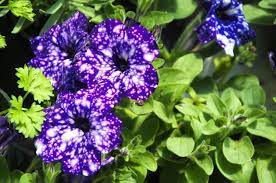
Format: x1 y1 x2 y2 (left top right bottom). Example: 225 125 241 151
122 61 158 101
74 82 122 117
91 113 122 153
90 19 126 58
127 24 159 63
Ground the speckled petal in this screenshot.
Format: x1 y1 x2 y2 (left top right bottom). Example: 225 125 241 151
74 82 122 117
90 113 122 153
90 19 126 58
74 47 125 89
61 143 101 176
127 24 159 63
122 61 158 101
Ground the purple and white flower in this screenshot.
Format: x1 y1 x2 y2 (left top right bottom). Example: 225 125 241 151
196 0 255 56
35 89 122 176
74 19 159 101
28 12 90 91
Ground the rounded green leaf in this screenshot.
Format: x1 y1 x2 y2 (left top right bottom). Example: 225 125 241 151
247 118 276 142
244 4 276 25
222 136 254 164
166 137 195 157
172 53 203 83
241 85 266 105
215 148 255 182
191 155 214 175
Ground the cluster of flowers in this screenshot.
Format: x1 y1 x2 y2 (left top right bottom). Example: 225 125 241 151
29 12 159 176
24 0 254 176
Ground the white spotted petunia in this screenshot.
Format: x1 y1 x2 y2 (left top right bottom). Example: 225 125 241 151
196 0 255 56
35 89 122 176
74 19 159 101
28 12 90 91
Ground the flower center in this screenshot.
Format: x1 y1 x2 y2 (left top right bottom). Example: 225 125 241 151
75 117 91 133
114 54 130 72
216 9 229 21
66 47 77 59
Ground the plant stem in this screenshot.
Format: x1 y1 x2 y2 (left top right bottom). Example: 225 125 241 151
0 88 10 104
0 109 8 116
23 92 30 101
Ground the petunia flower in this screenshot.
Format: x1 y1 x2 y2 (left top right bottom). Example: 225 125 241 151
196 0 255 56
74 19 159 101
0 116 17 152
34 88 122 176
28 12 90 92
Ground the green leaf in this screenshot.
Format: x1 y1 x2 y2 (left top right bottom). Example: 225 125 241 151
130 98 153 115
136 116 159 147
226 74 260 91
184 163 209 183
259 0 276 10
8 0 35 21
247 118 276 142
16 65 54 102
152 58 165 69
166 136 195 157
172 53 203 82
139 11 174 29
0 9 9 17
206 94 227 116
256 156 276 183
201 119 221 135
158 68 189 87
40 8 63 34
241 85 266 106
131 152 157 172
244 4 276 25
222 136 254 165
11 170 23 183
175 103 200 117
45 0 64 14
8 96 44 138
155 0 197 19
129 165 147 183
153 100 175 123
215 148 255 182
191 155 214 175
113 167 136 183
221 88 242 113
43 163 61 183
0 156 10 183
19 172 37 183
11 17 26 34
0 35 6 48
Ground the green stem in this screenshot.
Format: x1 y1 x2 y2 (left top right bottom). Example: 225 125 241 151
0 109 8 115
0 5 8 8
160 46 171 62
0 88 10 104
23 92 30 101
172 12 202 56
